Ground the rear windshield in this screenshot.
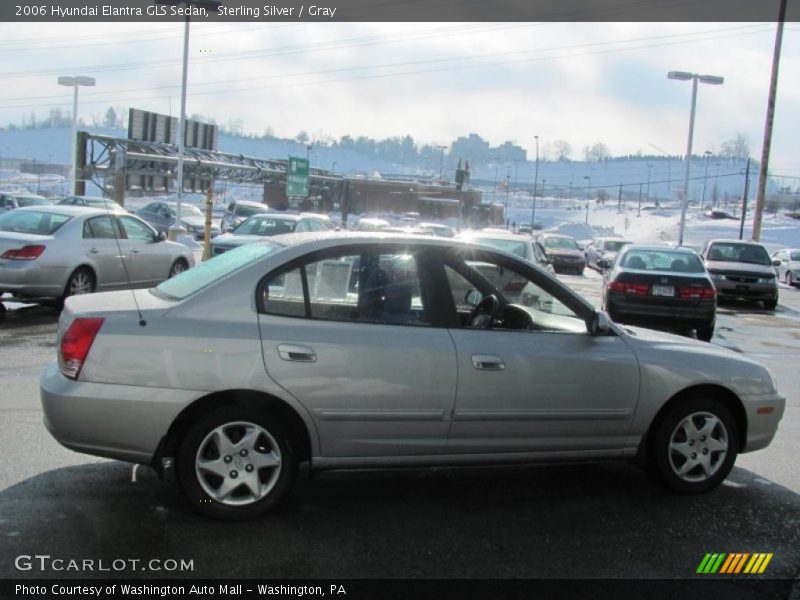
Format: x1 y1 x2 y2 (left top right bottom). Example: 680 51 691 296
233 203 268 217
152 241 282 301
604 240 630 253
17 196 50 207
707 242 771 266
621 249 705 273
544 237 578 250
791 251 800 261
233 216 297 236
472 237 527 258
0 210 71 235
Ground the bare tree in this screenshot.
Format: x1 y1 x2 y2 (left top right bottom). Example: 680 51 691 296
553 140 572 161
720 133 750 160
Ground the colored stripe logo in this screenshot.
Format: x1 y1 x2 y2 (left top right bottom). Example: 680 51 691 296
697 553 773 574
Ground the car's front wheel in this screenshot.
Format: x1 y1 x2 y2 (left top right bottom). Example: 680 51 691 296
176 406 298 520
784 272 794 287
650 397 738 494
168 258 189 278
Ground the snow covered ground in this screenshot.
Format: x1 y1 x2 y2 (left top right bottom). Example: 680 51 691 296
504 193 800 253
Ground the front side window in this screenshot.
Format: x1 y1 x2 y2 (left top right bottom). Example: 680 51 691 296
262 248 429 327
119 216 156 242
83 215 121 239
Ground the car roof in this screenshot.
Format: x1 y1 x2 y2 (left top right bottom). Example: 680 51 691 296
231 200 266 206
457 230 528 241
9 205 122 218
622 244 699 254
706 239 766 246
540 233 575 239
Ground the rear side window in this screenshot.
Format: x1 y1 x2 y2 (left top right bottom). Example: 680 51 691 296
0 210 71 235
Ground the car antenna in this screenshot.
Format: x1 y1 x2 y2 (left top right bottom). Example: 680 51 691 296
101 186 146 327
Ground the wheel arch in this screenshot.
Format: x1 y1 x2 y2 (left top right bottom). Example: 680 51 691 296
636 383 747 465
155 389 314 471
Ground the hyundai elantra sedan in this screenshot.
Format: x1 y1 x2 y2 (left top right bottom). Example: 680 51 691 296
40 233 785 520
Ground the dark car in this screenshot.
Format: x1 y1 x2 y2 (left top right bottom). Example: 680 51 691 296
700 239 779 310
538 233 586 275
602 245 716 341
136 200 221 241
220 200 270 232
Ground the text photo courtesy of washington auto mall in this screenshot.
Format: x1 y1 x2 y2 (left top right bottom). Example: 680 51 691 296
1 0 800 599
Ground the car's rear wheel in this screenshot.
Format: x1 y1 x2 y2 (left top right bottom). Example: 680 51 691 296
64 267 95 298
168 258 189 278
696 322 715 342
176 406 297 520
650 397 738 494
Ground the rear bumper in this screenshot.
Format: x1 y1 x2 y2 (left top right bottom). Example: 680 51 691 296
0 262 69 298
39 362 196 465
741 391 785 453
607 295 715 327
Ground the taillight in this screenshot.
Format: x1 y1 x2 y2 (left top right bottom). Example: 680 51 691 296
59 318 104 380
1 245 46 260
609 281 650 295
680 286 716 300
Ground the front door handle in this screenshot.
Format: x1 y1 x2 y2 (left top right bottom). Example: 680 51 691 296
277 344 317 362
472 354 505 371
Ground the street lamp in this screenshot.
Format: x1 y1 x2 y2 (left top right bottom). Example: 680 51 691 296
668 70 724 245
306 144 313 161
701 150 713 208
331 161 337 173
155 0 221 239
531 135 539 230
505 175 511 228
437 145 447 180
584 175 591 224
646 164 653 205
57 75 95 195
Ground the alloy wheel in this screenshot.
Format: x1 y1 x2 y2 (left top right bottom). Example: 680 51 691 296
668 412 729 482
195 421 282 506
68 271 93 295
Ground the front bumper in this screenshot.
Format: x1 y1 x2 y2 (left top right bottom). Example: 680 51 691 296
741 391 786 453
39 362 197 465
711 278 777 301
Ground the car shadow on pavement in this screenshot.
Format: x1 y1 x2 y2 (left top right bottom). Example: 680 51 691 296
0 302 60 329
0 460 799 585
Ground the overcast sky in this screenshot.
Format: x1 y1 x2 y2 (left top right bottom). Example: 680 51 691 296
1 21 799 178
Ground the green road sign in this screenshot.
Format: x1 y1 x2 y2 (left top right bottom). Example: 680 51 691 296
286 156 309 197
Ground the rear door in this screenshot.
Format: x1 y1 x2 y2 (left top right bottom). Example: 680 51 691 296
257 243 457 458
118 215 169 285
81 215 130 290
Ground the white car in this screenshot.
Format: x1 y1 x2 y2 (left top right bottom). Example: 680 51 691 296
40 233 784 520
585 237 632 270
771 248 800 287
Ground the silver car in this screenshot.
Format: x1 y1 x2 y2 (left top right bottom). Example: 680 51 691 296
211 212 333 256
771 248 800 287
701 239 779 309
584 237 632 271
456 229 555 274
40 233 784 520
0 206 193 304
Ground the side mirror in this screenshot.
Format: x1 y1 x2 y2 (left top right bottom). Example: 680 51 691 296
597 258 611 270
588 310 612 336
158 231 167 242
772 259 781 267
465 289 482 307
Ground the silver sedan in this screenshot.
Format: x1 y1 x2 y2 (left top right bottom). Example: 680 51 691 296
0 206 193 304
40 233 784 520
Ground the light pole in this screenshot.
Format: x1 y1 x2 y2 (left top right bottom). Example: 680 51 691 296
57 75 95 195
584 175 591 224
714 163 721 208
437 145 447 180
331 161 337 173
156 0 221 240
505 175 511 228
646 164 653 205
668 70 724 246
701 150 712 208
306 144 313 161
531 135 539 230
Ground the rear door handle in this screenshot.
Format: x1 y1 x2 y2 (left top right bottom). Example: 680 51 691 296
472 354 505 371
89 248 99 254
277 344 317 362
131 248 140 254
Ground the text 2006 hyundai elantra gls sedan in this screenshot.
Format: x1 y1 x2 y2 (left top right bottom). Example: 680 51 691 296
40 233 785 520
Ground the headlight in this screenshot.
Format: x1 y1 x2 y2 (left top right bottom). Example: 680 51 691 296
758 277 776 284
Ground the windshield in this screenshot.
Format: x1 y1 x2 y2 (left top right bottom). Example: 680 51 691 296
233 216 297 236
544 237 578 250
153 241 282 301
471 237 527 258
83 197 114 207
707 242 771 266
621 249 705 273
0 210 71 235
174 205 204 218
790 251 800 262
17 196 50 207
233 203 268 217
604 241 630 253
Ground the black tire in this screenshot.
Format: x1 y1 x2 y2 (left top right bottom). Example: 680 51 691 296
649 396 738 494
785 272 794 287
168 258 189 278
764 298 778 310
176 405 298 520
696 322 715 342
64 267 96 299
